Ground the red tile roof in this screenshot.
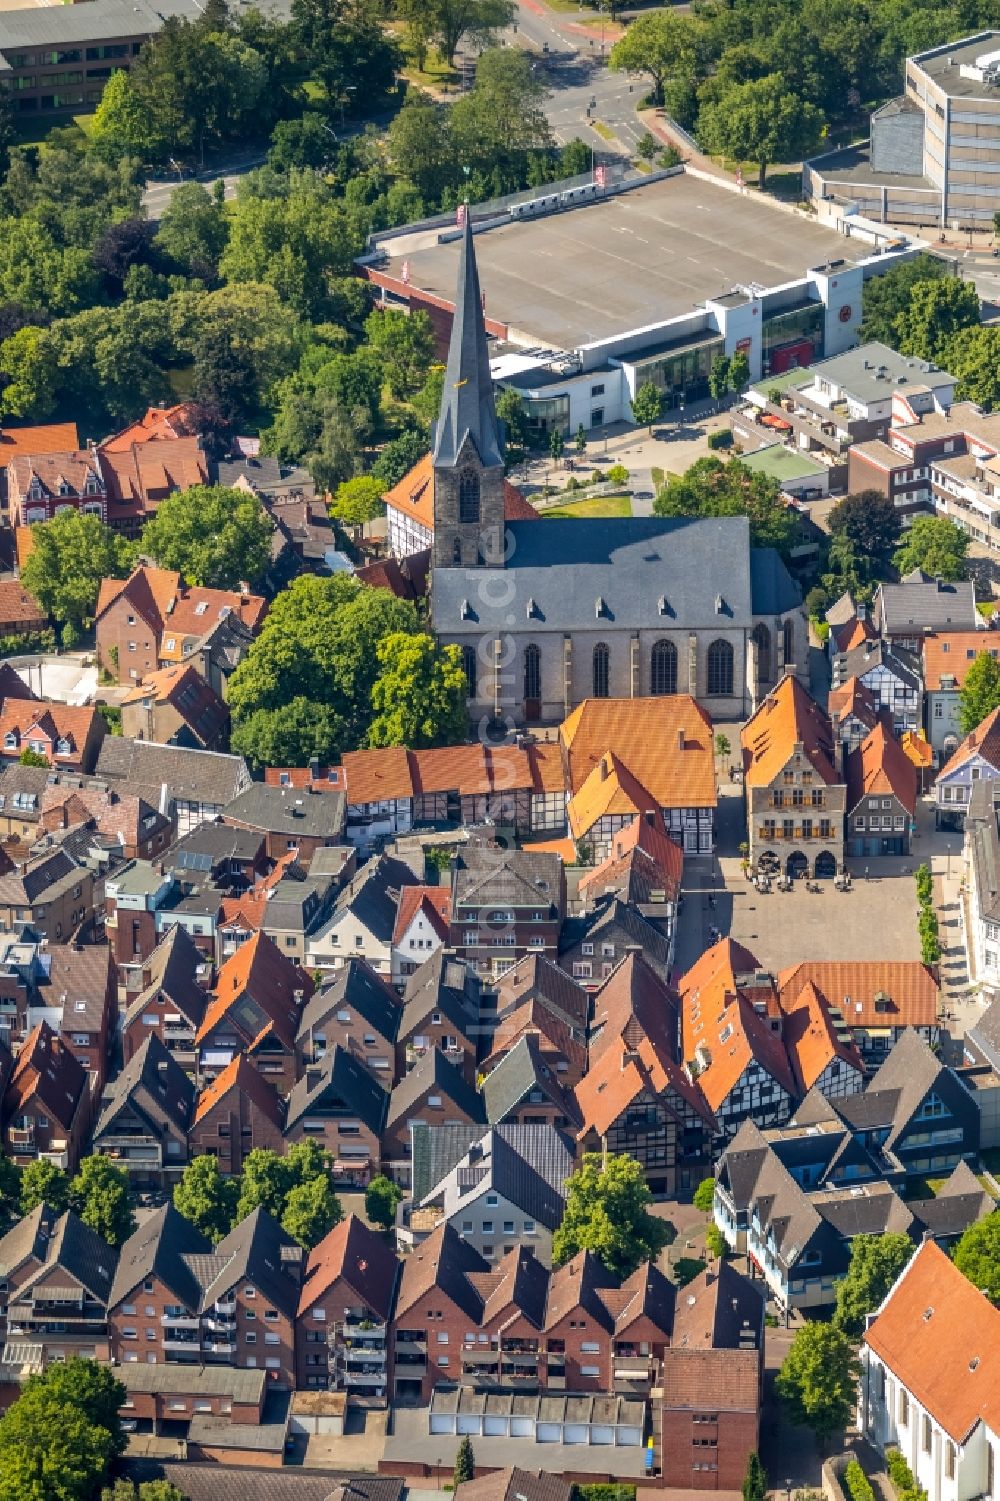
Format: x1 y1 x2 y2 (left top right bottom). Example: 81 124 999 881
846 721 918 816
827 675 880 731
297 1213 399 1321
741 673 839 789
775 961 939 1029
923 631 998 692
197 932 312 1049
679 939 796 1113
0 421 79 459
383 453 537 531
0 697 103 763
0 580 46 631
780 980 865 1094
940 703 1000 778
98 438 208 521
578 814 683 904
192 1052 284 1128
560 697 716 809
100 404 202 451
392 885 451 946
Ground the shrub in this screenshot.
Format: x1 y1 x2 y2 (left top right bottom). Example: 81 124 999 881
915 863 933 905
844 1461 875 1501
574 1487 637 1501
707 429 734 450
606 463 629 484
674 1256 706 1286
705 1225 726 1259
886 1452 918 1496
814 620 830 643
658 145 681 169
693 1178 715 1212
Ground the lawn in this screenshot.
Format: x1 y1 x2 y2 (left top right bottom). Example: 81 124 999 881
543 493 632 518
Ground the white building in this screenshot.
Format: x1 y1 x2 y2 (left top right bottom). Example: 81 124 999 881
860 1239 999 1501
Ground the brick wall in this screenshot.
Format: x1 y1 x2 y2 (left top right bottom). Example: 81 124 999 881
189 1093 284 1174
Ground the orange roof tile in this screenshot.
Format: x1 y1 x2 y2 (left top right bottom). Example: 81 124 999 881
679 939 796 1113
523 836 577 862
297 1213 400 1321
901 730 933 769
0 580 45 629
342 746 416 805
383 452 537 530
775 961 939 1029
192 1052 284 1127
0 696 102 759
392 885 451 946
560 697 716 809
832 616 875 653
780 980 864 1094
196 931 310 1048
940 703 1000 778
864 1240 1000 1443
846 721 917 816
922 631 997 691
100 403 201 451
827 675 880 730
567 753 658 840
575 1034 714 1138
527 741 566 793
741 674 839 789
15 527 35 570
578 815 683 903
481 996 587 1077
0 421 79 459
589 950 679 1066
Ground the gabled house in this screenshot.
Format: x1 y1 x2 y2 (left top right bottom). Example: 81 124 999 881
308 854 412 976
189 1053 285 1175
221 783 346 864
95 565 266 686
3 1020 89 1170
8 450 106 526
94 738 252 838
448 846 566 982
589 950 680 1066
0 698 106 773
873 572 978 652
296 958 402 1084
846 720 918 857
411 1123 574 1268
121 664 230 752
559 896 672 989
935 703 1000 830
295 1213 400 1399
481 1035 581 1132
481 957 589 1086
779 980 865 1100
963 778 1000 998
391 884 451 984
196 931 312 1094
832 638 922 733
39 783 173 862
92 1032 195 1187
122 925 210 1068
98 438 209 536
0 847 93 942
775 961 940 1066
0 1202 117 1364
384 1048 486 1184
577 814 683 935
828 675 882 763
566 753 661 864
283 1045 389 1186
922 632 1000 759
396 949 483 1083
44 942 117 1096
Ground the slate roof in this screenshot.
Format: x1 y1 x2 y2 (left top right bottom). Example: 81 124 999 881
120 1467 402 1501
203 1208 301 1318
297 959 402 1046
387 1047 485 1133
94 1031 195 1139
495 952 590 1029
431 217 504 471
223 783 345 840
110 1202 213 1309
411 1121 488 1204
400 949 481 1038
876 576 977 635
451 846 562 914
0 1202 117 1305
44 942 115 1036
559 897 672 977
433 515 800 633
480 1036 581 1127
907 1161 994 1239
671 1258 763 1350
122 924 209 1033
966 994 1000 1069
834 638 922 693
419 1124 574 1231
331 853 412 939
285 1044 390 1135
835 1027 951 1153
394 1221 491 1322
95 737 251 808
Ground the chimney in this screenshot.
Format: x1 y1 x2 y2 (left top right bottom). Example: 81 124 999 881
677 728 685 751
599 755 610 782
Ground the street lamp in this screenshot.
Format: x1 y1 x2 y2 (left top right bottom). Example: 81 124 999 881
947 842 952 878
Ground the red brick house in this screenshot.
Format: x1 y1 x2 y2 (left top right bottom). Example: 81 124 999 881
396 950 482 1084
48 942 117 1096
39 784 174 861
189 1053 285 1175
7 450 106 526
3 1021 89 1171
0 1202 117 1365
295 958 402 1083
383 1049 485 1184
196 931 313 1094
283 1046 388 1187
95 565 267 685
91 1033 194 1188
295 1213 400 1396
0 697 106 772
98 438 209 536
122 925 211 1067
121 664 230 752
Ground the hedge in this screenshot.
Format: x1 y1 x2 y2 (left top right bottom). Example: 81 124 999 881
886 1449 926 1501
844 1460 875 1501
707 429 733 450
574 1488 637 1501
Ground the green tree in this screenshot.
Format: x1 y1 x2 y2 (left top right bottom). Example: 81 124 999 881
832 1232 914 1336
609 10 708 109
140 485 272 589
952 1209 1000 1302
281 1173 342 1249
631 380 662 434
173 1155 239 1243
827 490 901 586
715 732 731 760
372 429 428 490
958 651 1000 735
549 428 565 465
363 308 435 399
0 1358 126 1501
22 511 135 641
742 1452 767 1501
0 1155 19 1233
575 422 587 456
893 515 969 582
290 0 400 110
24 1360 126 1458
775 1323 859 1441
451 48 553 186
68 1158 135 1248
0 323 60 420
268 114 341 174
330 476 386 526
944 324 1000 412
728 350 750 394
235 1148 294 1222
894 276 980 364
708 354 731 400
155 182 229 281
693 1177 716 1213
496 387 531 467
18 747 49 768
699 74 824 188
20 1158 68 1216
368 632 469 749
454 1435 476 1486
552 1152 672 1279
90 70 158 161
232 697 346 771
858 254 951 344
417 0 515 66
366 1173 404 1230
387 95 456 207
653 455 797 558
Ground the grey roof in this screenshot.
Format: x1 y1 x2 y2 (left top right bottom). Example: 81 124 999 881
215 455 284 491
401 948 481 1036
0 848 79 905
750 546 801 616
965 779 1000 924
94 1032 195 1140
0 1203 117 1306
837 1027 944 1152
877 575 978 634
967 995 1000 1070
456 1468 572 1501
0 0 202 51
223 783 345 840
0 763 50 820
188 611 255 673
120 1363 267 1401
43 943 114 1035
297 958 401 1045
496 953 590 1029
481 1036 580 1127
421 1124 574 1230
432 217 504 470
201 1208 301 1319
452 846 562 913
284 1045 390 1136
95 738 251 809
559 896 672 975
169 821 264 870
262 877 328 936
334 853 412 940
122 924 209 1032
121 1466 402 1501
433 516 781 635
835 637 922 693
411 1121 489 1203
814 1184 914 1238
110 1202 213 1310
386 1047 486 1132
803 341 957 407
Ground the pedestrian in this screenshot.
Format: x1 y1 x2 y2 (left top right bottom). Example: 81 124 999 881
864 865 870 881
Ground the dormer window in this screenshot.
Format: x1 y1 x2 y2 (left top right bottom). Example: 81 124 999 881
3 732 17 751
57 480 70 497
55 738 70 756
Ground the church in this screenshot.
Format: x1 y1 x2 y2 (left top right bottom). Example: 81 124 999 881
390 216 807 727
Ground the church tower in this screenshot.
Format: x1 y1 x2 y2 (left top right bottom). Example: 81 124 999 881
431 215 506 570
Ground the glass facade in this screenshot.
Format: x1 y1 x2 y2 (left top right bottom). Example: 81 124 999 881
629 336 724 410
515 391 570 439
762 302 824 375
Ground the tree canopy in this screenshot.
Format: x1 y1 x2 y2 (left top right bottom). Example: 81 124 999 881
174 1145 341 1250
367 632 469 750
832 1232 914 1336
0 1358 126 1501
893 515 969 583
826 490 902 593
68 1158 135 1248
552 1152 673 1279
653 455 798 559
698 73 823 188
140 485 273 590
958 652 1000 736
173 1155 240 1244
952 1209 1000 1302
775 1323 859 1440
21 511 135 647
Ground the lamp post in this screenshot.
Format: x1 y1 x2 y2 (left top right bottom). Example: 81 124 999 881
947 842 952 878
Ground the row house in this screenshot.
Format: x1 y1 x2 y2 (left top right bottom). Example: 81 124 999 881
448 846 566 982
221 782 346 865
283 1045 389 1188
832 638 923 734
38 783 174 862
383 1048 485 1186
109 1203 301 1388
296 1213 400 1401
872 573 979 654
0 1201 117 1364
196 931 313 1094
95 565 267 686
94 737 252 838
411 1123 574 1268
922 632 999 759
0 697 106 774
963 777 1000 998
188 1053 285 1175
576 814 683 941
391 885 450 985
935 703 1000 831
480 1035 581 1134
559 896 673 988
741 672 845 881
309 854 415 976
3 1021 90 1171
567 752 664 864
481 953 589 1086
860 1240 1000 1501
774 959 940 1067
0 937 116 1096
849 399 1000 525
397 949 483 1084
296 958 401 1084
122 925 211 1068
92 1033 194 1187
8 450 106 526
846 721 918 858
828 675 881 764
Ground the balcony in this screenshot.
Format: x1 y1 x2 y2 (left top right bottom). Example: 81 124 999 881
344 1314 386 1334
461 1348 500 1365
344 1347 386 1366
203 1313 236 1333
161 1315 199 1329
202 1337 236 1354
214 1298 237 1316
162 1334 200 1351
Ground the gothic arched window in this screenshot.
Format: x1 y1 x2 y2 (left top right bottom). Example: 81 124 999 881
650 639 677 696
593 642 610 698
461 644 477 699
707 638 734 697
459 469 480 524
783 618 795 670
524 643 541 704
752 623 771 684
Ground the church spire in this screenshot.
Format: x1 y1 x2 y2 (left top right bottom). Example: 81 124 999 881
432 214 504 470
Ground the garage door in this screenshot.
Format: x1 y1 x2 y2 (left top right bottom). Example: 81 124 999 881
564 1423 589 1445
618 1425 643 1445
537 1423 561 1443
591 1425 614 1445
429 1414 453 1435
511 1417 534 1437
484 1416 507 1436
457 1415 481 1435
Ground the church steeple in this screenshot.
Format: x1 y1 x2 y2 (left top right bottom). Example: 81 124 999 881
432 215 504 471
